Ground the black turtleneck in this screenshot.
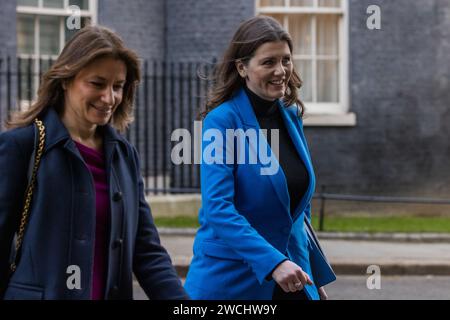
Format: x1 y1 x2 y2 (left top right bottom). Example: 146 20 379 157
244 86 309 215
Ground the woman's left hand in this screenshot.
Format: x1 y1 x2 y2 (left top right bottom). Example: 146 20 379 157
318 287 328 300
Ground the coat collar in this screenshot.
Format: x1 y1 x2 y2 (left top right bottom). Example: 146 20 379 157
39 107 129 157
232 87 260 128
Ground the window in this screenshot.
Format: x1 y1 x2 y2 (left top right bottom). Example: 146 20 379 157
16 0 97 102
257 0 355 126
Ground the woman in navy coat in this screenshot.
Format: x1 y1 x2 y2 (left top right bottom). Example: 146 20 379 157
0 26 188 300
184 16 335 300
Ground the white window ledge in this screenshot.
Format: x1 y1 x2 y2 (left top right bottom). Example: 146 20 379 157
303 112 356 127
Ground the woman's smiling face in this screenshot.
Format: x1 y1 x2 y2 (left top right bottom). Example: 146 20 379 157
63 56 127 127
237 40 293 101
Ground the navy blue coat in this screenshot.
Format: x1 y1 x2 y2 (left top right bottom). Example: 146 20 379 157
0 108 188 300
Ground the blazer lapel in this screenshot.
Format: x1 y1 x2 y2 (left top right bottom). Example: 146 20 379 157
278 104 316 220
232 88 291 216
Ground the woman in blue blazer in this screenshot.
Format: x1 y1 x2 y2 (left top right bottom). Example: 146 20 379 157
0 26 187 300
184 16 335 300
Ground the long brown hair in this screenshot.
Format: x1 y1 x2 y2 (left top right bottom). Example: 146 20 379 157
202 15 305 118
6 25 141 133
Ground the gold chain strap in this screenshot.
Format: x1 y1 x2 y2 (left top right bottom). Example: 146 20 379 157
10 118 46 273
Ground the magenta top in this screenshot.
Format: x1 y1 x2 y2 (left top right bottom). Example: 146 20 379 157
75 141 110 300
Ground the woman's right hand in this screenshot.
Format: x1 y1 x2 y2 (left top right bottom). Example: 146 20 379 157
271 260 313 293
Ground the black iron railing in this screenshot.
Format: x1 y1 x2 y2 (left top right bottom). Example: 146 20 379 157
314 186 450 231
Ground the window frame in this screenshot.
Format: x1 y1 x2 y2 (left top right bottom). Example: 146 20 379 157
256 0 355 126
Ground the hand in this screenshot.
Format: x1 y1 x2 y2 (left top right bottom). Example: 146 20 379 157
271 260 313 293
318 286 328 300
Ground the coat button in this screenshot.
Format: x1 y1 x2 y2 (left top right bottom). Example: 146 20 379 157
113 238 123 248
113 191 123 201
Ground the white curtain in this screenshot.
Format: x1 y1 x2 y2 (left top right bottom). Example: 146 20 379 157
291 0 314 6
316 15 339 102
318 0 341 7
317 60 339 102
317 14 339 56
289 15 312 56
296 60 313 102
289 15 314 102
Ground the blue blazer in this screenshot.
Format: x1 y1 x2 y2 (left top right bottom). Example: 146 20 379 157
0 108 188 300
184 88 335 300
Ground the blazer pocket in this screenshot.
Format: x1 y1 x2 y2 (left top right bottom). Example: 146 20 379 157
4 282 44 300
201 240 243 261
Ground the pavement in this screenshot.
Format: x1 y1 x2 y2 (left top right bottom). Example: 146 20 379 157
157 228 450 277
